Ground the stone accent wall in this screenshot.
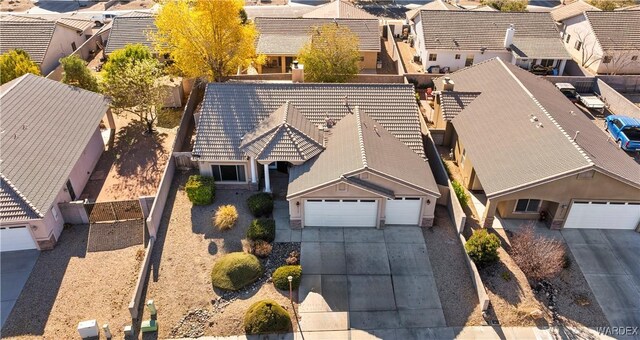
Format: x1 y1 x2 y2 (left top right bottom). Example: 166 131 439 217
290 219 302 230
421 217 434 228
37 234 57 250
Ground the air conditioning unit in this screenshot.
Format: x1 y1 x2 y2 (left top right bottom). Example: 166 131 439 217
77 320 99 338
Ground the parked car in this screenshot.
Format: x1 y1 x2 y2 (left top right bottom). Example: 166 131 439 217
604 115 640 151
91 13 116 26
554 83 605 110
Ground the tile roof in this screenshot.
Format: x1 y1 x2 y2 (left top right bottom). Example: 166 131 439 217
418 11 570 59
0 175 40 221
0 16 56 63
584 11 640 50
240 102 324 163
303 0 378 19
104 12 156 55
407 0 461 20
0 74 109 221
288 107 439 198
194 83 424 162
256 34 311 56
439 91 480 121
254 17 380 53
550 0 600 22
57 18 94 32
438 58 640 197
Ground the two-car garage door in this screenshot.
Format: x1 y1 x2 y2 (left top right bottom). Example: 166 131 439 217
0 225 37 252
303 197 422 227
564 201 640 230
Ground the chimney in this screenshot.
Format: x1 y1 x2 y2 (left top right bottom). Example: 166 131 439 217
504 24 515 49
442 77 455 91
291 60 304 83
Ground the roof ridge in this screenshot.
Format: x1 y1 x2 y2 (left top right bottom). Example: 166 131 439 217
497 58 594 165
255 125 283 159
354 106 368 168
0 73 29 99
0 173 43 217
583 11 604 52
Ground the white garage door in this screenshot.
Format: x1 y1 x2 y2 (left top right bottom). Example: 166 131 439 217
385 197 422 225
304 199 378 227
1 225 37 252
564 201 640 230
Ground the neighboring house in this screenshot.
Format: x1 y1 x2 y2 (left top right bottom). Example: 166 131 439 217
409 11 572 75
405 0 463 20
303 0 378 19
433 57 640 230
550 0 600 24
0 74 111 251
560 11 640 75
0 15 94 75
192 83 440 228
254 17 381 73
104 11 156 56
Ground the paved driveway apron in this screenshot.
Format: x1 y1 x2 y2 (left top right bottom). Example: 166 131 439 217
299 227 446 336
562 229 640 329
1 249 39 328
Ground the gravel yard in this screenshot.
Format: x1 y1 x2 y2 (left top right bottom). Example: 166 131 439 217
424 207 484 326
1 225 143 339
141 172 299 338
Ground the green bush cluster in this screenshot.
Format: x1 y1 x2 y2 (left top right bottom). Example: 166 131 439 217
211 252 263 291
185 175 215 205
246 218 276 243
247 193 274 217
452 180 469 208
465 229 501 266
272 265 302 290
244 299 291 334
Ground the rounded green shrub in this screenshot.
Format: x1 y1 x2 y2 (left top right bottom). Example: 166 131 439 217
465 229 501 266
452 180 469 208
272 265 302 290
211 252 263 291
185 175 215 205
244 299 291 335
246 218 276 243
247 192 274 217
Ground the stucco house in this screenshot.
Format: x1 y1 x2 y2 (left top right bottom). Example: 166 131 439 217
409 11 572 75
433 58 640 230
559 11 640 75
192 83 440 228
254 17 381 74
0 74 111 251
0 15 94 75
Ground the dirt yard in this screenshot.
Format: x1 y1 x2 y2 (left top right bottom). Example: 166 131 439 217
1 225 144 340
82 111 177 202
0 0 33 12
141 172 298 338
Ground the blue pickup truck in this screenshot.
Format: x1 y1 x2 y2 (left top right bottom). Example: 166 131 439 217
604 115 640 151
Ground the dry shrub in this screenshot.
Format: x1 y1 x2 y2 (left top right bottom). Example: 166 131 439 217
251 240 273 258
510 225 566 281
214 205 238 231
285 250 300 265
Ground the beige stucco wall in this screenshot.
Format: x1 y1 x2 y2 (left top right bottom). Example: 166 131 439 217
40 24 91 75
360 51 378 70
452 136 477 190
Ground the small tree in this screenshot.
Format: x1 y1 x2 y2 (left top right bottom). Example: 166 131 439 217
298 23 361 83
102 43 153 77
60 55 99 92
510 225 566 281
465 229 501 266
0 49 41 84
481 0 528 11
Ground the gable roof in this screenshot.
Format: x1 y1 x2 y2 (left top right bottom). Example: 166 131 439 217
105 12 156 55
57 18 94 32
194 83 424 162
418 11 569 59
584 11 640 51
303 0 378 19
550 0 600 22
407 0 461 20
254 17 380 54
240 102 325 163
288 107 439 198
0 74 109 221
438 58 640 197
0 16 56 63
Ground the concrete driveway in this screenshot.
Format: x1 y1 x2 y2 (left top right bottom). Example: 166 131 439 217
298 227 446 337
562 229 640 328
1 249 39 328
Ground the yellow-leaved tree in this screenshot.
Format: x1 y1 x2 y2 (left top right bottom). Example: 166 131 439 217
154 0 261 82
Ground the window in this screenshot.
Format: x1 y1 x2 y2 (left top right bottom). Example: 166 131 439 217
565 34 571 43
66 179 76 200
455 54 461 60
51 207 59 221
465 55 474 67
211 165 246 182
514 199 541 213
428 53 437 61
540 59 554 67
71 42 77 51
358 56 364 61
632 56 638 61
613 119 623 129
602 55 612 64
574 41 582 51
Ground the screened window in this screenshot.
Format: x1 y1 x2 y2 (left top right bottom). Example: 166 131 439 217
565 34 571 43
465 55 474 67
602 55 612 64
574 41 582 51
515 199 541 213
455 54 461 60
212 165 246 182
428 53 437 61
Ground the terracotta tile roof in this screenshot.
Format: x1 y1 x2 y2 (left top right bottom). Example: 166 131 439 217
104 12 156 55
550 0 599 22
303 0 378 19
585 11 640 50
0 74 109 221
0 16 56 63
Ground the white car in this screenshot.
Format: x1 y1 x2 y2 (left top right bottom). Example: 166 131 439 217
91 13 116 26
